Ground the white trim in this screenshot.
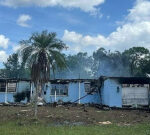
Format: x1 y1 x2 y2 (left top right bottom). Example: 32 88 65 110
54 90 56 102
78 82 81 104
30 83 33 98
4 81 8 103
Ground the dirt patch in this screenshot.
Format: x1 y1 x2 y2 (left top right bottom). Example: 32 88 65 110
0 105 150 125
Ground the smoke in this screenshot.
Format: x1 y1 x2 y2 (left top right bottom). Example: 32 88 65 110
50 51 131 79
98 57 131 77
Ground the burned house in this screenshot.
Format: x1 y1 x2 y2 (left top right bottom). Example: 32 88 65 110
0 78 100 104
0 77 150 108
100 76 150 107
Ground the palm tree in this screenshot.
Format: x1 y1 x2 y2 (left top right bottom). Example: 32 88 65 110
19 30 67 117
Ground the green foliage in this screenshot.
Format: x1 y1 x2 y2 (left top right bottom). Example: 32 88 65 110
13 90 30 102
123 47 150 76
3 53 20 78
2 53 30 79
66 52 94 78
92 46 150 77
18 30 67 117
19 30 67 83
93 48 130 77
54 52 94 79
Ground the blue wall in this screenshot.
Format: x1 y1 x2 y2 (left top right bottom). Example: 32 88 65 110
0 79 123 107
0 81 30 103
101 78 122 107
44 82 101 104
0 93 14 103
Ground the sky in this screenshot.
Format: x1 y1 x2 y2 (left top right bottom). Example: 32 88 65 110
0 0 150 65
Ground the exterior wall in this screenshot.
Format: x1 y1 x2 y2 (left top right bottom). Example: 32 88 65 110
44 82 101 104
0 80 100 104
0 93 15 103
0 81 30 103
122 85 149 105
101 79 122 107
17 81 30 93
1 78 149 107
17 81 30 103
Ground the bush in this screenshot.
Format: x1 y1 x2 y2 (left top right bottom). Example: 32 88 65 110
14 90 30 102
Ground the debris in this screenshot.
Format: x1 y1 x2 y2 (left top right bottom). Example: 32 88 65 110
96 111 101 113
45 115 53 118
123 123 131 126
53 102 57 107
120 114 124 118
98 121 112 125
84 109 88 112
103 107 110 111
37 102 44 106
20 110 30 112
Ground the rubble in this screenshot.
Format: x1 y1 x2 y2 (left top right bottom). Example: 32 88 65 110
98 121 112 125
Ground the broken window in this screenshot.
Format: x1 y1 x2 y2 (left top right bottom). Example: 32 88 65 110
0 82 16 92
51 84 68 96
84 82 91 93
0 82 6 92
7 83 16 92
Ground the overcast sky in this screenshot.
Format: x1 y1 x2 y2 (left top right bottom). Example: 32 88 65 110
0 0 150 65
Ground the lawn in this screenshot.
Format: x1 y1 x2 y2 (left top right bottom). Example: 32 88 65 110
0 122 150 135
0 106 150 135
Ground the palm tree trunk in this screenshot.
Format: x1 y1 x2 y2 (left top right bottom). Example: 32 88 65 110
34 81 39 118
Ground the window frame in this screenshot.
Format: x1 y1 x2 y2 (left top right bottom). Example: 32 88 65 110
50 83 69 96
0 81 17 93
7 82 17 93
0 82 6 92
84 82 91 93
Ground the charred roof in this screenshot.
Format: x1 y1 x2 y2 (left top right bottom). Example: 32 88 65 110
100 76 150 84
0 78 98 83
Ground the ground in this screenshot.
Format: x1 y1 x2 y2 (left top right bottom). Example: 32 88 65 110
0 105 150 135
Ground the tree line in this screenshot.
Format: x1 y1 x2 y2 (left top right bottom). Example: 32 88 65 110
1 46 150 79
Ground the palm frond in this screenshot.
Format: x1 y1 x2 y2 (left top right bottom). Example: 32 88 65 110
49 50 66 70
18 30 66 83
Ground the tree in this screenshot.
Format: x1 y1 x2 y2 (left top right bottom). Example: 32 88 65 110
93 48 130 77
122 47 150 76
64 52 94 79
3 53 21 78
19 30 67 117
137 55 150 76
93 48 107 77
2 53 30 79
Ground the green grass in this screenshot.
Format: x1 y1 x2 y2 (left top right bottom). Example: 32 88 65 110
0 122 150 135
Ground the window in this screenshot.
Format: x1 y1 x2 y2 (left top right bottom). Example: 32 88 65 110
51 84 68 96
0 82 6 92
0 82 16 92
7 83 16 92
85 82 91 93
